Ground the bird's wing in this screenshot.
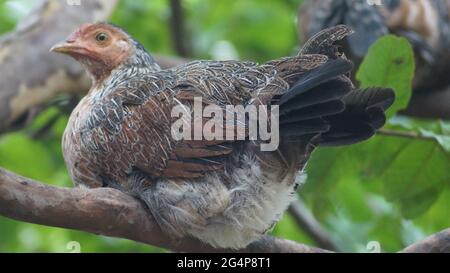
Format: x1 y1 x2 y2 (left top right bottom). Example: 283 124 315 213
82 60 290 181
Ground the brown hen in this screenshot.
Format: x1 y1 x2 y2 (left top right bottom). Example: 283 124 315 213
51 23 394 249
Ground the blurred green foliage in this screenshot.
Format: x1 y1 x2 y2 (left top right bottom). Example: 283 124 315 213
0 0 449 253
111 0 301 62
0 0 29 33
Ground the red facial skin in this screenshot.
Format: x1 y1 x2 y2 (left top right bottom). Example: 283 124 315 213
51 23 134 85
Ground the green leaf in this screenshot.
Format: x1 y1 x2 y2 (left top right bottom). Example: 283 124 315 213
414 189 450 233
334 176 375 222
356 35 415 118
306 116 450 220
357 135 450 219
303 148 357 220
367 214 403 252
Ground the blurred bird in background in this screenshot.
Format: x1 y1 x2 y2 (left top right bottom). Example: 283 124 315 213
299 0 450 93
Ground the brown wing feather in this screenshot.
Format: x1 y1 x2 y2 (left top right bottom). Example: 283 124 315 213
78 61 261 183
77 55 326 184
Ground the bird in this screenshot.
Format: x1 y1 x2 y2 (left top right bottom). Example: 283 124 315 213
299 0 450 92
50 22 394 249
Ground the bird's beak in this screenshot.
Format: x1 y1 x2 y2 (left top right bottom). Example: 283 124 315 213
50 39 100 62
50 41 80 54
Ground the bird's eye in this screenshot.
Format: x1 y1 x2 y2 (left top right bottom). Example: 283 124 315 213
95 32 109 43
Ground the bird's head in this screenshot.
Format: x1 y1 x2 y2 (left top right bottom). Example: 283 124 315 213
51 23 158 84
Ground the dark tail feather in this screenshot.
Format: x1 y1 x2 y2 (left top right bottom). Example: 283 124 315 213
320 88 395 146
281 119 330 137
278 60 354 138
280 100 345 124
278 59 353 105
278 68 395 145
280 78 352 115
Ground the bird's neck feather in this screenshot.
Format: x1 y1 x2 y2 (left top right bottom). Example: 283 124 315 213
89 46 161 98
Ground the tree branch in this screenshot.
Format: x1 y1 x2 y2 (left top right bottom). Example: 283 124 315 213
0 167 327 253
1 167 449 252
401 228 450 253
288 199 338 251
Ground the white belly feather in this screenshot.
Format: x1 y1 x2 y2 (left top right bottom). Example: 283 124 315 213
138 153 301 249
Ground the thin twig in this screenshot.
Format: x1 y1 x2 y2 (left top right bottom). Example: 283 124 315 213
377 128 450 157
377 128 436 141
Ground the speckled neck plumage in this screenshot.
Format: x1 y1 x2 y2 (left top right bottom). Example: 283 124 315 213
91 40 161 99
